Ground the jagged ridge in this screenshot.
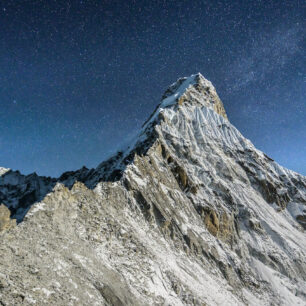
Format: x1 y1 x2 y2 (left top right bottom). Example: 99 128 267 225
0 73 227 221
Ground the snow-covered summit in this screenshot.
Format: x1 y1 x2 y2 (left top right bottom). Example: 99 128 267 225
162 73 213 100
143 73 227 131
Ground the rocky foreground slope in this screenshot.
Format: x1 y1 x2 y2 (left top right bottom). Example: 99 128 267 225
0 73 306 306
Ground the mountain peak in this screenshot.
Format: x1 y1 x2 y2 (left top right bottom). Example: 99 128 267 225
160 73 228 120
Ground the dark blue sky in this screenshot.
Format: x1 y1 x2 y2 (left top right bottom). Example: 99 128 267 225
1 0 305 177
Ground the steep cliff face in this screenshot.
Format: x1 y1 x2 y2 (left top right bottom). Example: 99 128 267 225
0 73 305 306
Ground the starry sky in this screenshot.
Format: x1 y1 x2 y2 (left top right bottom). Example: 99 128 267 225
1 0 305 177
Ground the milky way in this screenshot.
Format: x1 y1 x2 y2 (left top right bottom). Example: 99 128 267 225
0 0 305 176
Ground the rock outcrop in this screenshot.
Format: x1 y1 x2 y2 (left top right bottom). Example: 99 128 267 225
0 73 305 305
0 204 16 232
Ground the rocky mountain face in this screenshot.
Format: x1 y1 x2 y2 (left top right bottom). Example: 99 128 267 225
0 73 305 306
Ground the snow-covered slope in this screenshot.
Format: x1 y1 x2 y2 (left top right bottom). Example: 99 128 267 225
0 73 305 305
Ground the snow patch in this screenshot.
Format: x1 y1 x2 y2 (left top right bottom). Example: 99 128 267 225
27 202 46 216
0 167 10 176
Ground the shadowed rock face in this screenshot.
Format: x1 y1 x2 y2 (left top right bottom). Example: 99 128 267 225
0 73 306 305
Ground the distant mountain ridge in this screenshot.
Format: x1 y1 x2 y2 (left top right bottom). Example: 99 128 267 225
0 73 305 305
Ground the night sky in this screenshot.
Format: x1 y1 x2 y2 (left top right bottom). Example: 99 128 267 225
1 0 305 177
